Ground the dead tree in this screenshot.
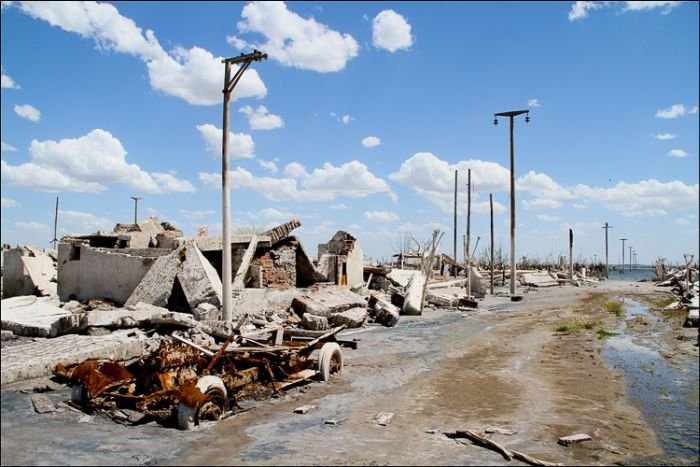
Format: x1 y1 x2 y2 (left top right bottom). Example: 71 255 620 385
420 229 445 313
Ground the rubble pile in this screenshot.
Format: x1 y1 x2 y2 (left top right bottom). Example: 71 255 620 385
656 266 699 326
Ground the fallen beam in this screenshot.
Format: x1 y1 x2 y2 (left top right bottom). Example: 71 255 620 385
232 235 258 289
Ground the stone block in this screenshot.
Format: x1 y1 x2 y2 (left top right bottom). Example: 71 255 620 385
124 245 183 308
330 307 367 328
402 271 426 316
301 313 329 331
291 288 366 318
177 242 222 310
1 296 84 338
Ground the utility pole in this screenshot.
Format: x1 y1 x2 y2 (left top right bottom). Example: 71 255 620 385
628 246 633 272
130 196 141 224
602 222 612 278
51 197 59 250
466 168 472 297
569 228 574 283
489 193 494 295
453 170 458 277
220 50 268 322
620 238 627 275
494 109 530 298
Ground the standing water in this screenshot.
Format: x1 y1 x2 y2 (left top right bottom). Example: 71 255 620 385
602 298 699 464
606 266 658 282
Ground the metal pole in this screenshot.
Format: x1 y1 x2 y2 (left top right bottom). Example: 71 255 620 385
620 238 627 275
466 168 471 297
509 116 516 295
603 222 612 278
221 61 233 322
628 246 633 272
453 170 458 277
490 193 494 295
569 228 574 283
130 196 141 224
52 197 59 250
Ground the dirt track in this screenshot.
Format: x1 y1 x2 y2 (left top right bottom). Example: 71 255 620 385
2 280 698 466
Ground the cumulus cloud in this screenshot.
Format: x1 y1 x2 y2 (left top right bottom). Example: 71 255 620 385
152 172 196 192
15 221 49 231
13 1 266 106
655 104 698 119
258 159 278 172
517 171 574 200
569 1 681 21
1 129 191 193
666 149 688 158
180 209 217 220
255 207 298 220
330 203 348 210
200 160 395 203
653 133 676 140
527 98 541 107
1 70 20 89
522 198 563 210
361 136 381 148
1 197 18 207
536 214 559 222
59 210 113 232
372 9 414 52
14 104 40 122
196 123 254 159
365 211 399 222
574 179 699 217
1 141 18 152
228 1 359 73
341 115 352 124
239 105 284 130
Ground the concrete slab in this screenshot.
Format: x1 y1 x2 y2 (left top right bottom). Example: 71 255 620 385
177 242 222 310
21 255 57 297
291 288 367 318
387 269 418 288
0 330 144 386
124 245 183 308
402 271 426 316
330 307 367 328
1 296 83 338
520 271 559 288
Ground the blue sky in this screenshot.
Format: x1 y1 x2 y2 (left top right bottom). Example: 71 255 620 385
1 1 698 266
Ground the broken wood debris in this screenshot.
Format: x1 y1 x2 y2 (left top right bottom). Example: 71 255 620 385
445 430 563 466
557 433 592 446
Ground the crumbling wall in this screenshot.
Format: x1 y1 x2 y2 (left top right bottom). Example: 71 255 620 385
2 246 57 298
252 239 297 288
57 242 169 305
317 231 364 288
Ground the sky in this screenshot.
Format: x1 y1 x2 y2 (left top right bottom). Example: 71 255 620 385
1 1 698 267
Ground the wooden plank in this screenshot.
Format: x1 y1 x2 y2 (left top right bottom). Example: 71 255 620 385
172 334 215 357
232 235 258 289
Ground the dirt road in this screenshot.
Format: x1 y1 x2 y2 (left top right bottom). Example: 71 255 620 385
2 280 698 466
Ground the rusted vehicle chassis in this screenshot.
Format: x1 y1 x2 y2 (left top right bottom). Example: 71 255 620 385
54 325 354 429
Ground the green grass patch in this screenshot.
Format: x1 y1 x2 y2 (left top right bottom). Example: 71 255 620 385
633 294 676 310
554 317 601 333
597 329 618 339
604 300 625 317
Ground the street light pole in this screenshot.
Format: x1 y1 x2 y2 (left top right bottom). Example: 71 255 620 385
602 222 612 278
130 196 141 224
220 50 268 322
494 109 529 297
620 238 627 275
628 246 633 272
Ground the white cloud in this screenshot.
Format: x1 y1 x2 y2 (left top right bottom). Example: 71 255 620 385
196 123 254 159
239 105 284 130
152 172 196 192
14 104 41 122
517 171 574 199
258 159 278 172
653 133 677 140
536 214 559 222
59 210 113 232
667 149 688 158
341 115 352 124
1 72 20 89
527 99 540 107
372 9 414 52
230 1 359 73
1 197 18 208
569 1 680 21
568 1 605 21
522 198 563 210
180 209 217 220
1 129 189 194
330 203 348 210
573 203 588 209
15 221 49 231
14 1 266 106
255 207 298 221
362 136 381 148
655 104 698 119
200 160 395 203
1 141 18 152
674 217 689 225
365 211 399 222
389 152 511 213
574 179 699 217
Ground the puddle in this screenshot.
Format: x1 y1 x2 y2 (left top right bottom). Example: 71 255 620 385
602 297 699 463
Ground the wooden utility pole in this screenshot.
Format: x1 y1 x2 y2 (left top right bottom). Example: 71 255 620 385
494 109 529 297
602 222 612 278
489 193 494 295
51 197 59 250
220 50 268 322
453 170 458 277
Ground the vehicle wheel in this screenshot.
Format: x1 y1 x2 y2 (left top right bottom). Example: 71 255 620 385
71 383 88 407
177 376 227 430
317 342 343 381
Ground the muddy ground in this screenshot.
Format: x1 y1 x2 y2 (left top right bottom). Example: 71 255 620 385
1 280 698 466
